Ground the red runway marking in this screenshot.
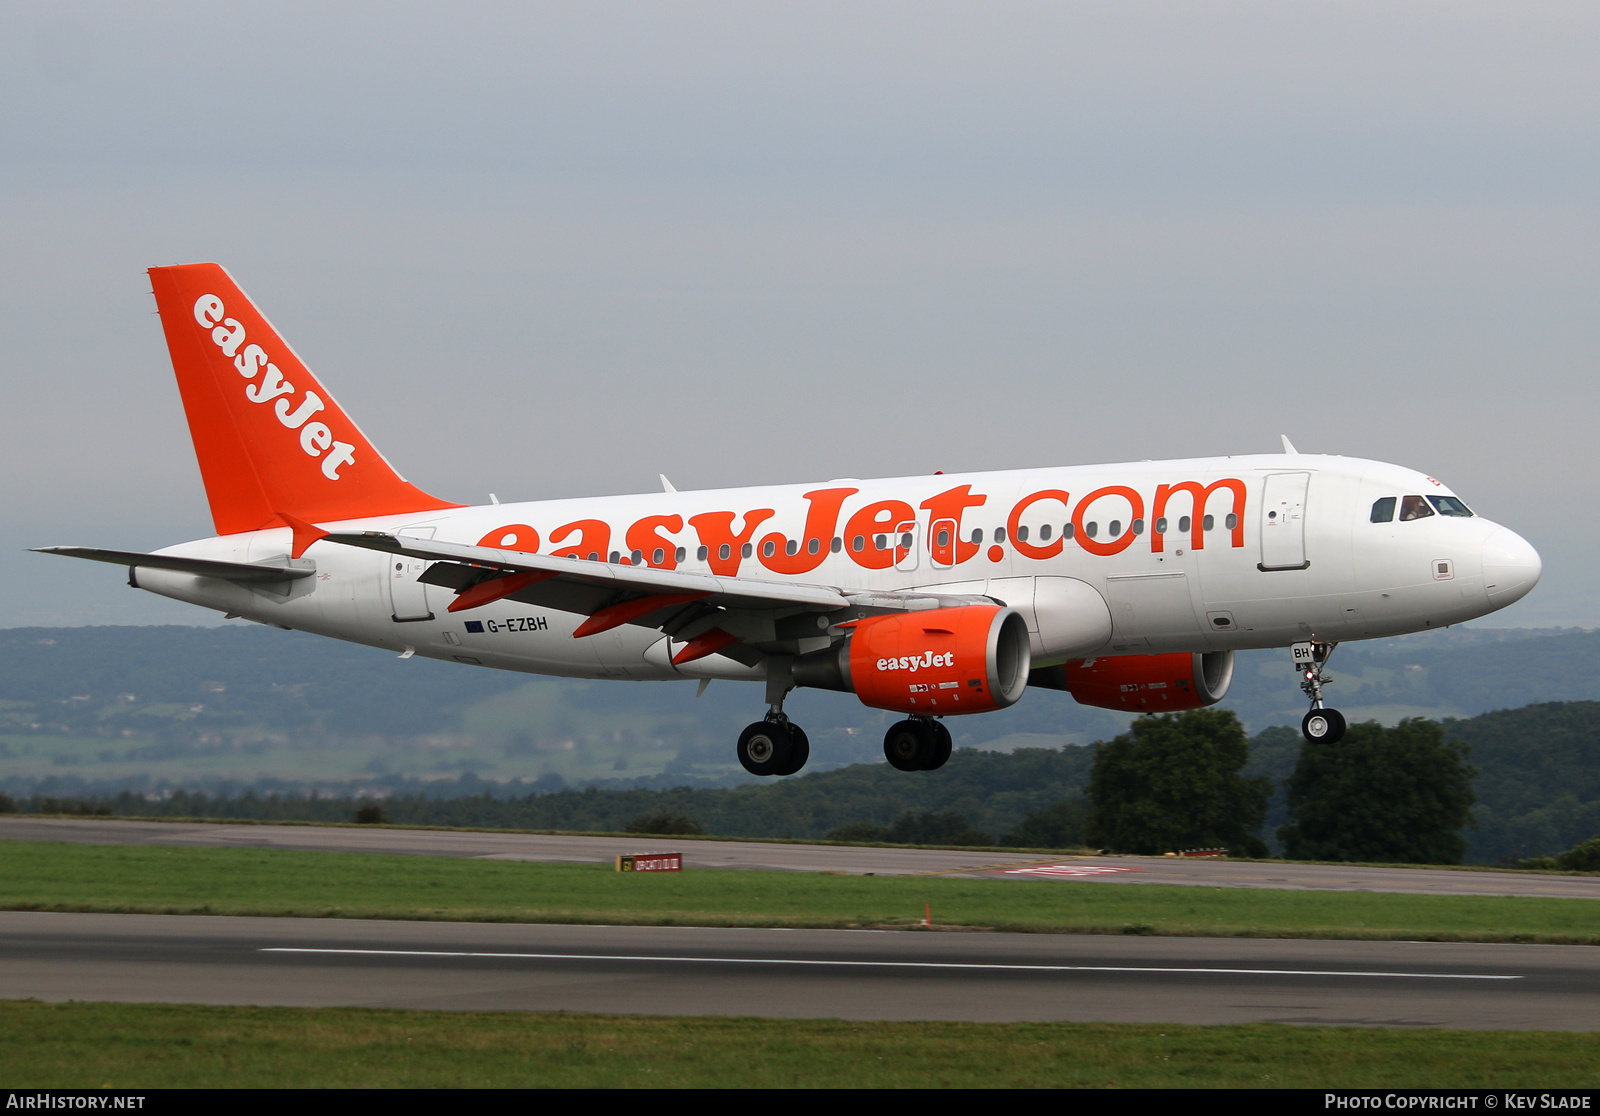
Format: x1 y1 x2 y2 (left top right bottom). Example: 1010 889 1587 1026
999 864 1143 878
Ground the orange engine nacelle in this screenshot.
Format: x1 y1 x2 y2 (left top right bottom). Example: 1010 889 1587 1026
1032 651 1235 713
794 605 1032 716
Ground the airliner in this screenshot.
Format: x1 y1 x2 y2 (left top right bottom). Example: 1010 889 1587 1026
38 264 1542 776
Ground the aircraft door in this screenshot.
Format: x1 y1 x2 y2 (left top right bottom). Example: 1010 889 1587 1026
389 526 437 621
1260 473 1311 571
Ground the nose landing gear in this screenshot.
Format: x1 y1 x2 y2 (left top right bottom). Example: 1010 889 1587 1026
883 716 953 772
1295 640 1346 744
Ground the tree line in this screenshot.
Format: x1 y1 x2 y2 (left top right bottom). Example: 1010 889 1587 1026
1080 708 1477 862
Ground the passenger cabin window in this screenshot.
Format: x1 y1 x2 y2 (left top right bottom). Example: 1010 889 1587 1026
1399 495 1435 521
1371 497 1396 523
1427 495 1474 517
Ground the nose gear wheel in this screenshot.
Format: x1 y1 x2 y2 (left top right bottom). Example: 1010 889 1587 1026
1302 708 1346 744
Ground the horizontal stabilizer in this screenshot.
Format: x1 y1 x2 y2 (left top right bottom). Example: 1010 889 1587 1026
33 547 315 584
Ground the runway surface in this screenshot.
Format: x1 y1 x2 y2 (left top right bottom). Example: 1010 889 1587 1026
0 911 1593 1028
3 816 1596 899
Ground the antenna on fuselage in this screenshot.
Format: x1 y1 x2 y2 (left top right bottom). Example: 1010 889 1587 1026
1280 435 1300 455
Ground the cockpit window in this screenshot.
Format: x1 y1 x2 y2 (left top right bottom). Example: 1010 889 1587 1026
1370 497 1396 523
1399 495 1435 521
1427 495 1474 517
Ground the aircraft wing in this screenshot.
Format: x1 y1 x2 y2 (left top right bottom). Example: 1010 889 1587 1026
33 547 315 584
322 530 980 664
325 531 850 610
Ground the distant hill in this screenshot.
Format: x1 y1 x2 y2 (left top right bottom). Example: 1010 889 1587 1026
23 700 1600 865
2 624 1599 862
2 624 1599 794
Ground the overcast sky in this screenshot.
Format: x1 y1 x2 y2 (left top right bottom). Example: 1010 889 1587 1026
3 1 1596 628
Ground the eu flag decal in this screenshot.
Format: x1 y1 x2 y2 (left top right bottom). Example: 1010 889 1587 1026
464 621 484 634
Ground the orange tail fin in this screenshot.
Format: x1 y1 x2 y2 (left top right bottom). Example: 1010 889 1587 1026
149 263 460 535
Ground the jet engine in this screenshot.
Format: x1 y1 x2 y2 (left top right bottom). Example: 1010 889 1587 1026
792 604 1031 715
1030 650 1234 713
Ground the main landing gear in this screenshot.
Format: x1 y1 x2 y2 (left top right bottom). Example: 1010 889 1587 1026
732 660 955 777
1296 640 1346 745
737 660 811 777
736 717 810 777
883 716 953 772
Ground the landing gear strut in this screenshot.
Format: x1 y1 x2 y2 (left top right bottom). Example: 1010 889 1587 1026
1296 641 1346 744
737 658 810 777
883 717 953 772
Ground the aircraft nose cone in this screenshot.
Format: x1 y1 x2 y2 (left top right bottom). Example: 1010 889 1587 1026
1482 527 1541 608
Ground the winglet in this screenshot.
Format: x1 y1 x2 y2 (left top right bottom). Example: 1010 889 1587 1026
1280 435 1299 455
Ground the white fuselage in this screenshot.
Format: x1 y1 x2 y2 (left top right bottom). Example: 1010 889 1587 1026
131 453 1541 686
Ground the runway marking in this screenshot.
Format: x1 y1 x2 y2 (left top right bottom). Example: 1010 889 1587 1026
1000 865 1140 878
260 948 1520 980
900 856 1090 877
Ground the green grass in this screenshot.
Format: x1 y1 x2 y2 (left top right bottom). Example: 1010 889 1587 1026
4 841 1599 942
4 1001 1598 1088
